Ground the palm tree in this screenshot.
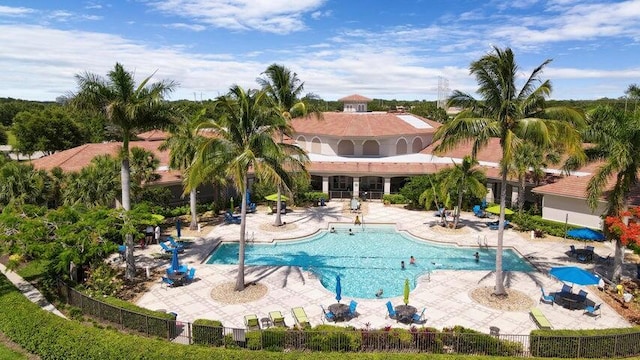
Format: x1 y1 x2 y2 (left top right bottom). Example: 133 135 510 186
189 85 308 291
129 147 160 202
159 108 207 230
439 156 487 229
509 142 560 212
433 47 585 295
72 63 176 280
578 105 640 281
257 64 319 226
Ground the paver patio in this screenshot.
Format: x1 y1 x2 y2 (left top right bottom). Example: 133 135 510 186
135 201 632 335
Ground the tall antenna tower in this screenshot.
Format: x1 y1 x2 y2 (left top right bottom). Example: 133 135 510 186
437 77 449 110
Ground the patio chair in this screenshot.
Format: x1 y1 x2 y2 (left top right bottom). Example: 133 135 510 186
473 205 487 218
224 211 241 224
348 300 358 318
560 284 573 294
185 267 196 282
578 289 588 301
320 305 336 322
583 303 601 318
569 245 577 257
160 241 183 253
585 245 595 252
167 236 187 249
385 301 398 321
161 277 175 289
412 308 426 324
291 307 311 328
269 311 286 327
540 287 555 306
247 202 257 213
244 314 260 330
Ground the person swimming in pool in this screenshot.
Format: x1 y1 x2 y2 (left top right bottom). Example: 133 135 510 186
348 228 354 235
375 288 384 298
330 227 336 233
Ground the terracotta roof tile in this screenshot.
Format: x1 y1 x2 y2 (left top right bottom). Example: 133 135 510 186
292 112 440 138
136 130 169 141
338 94 372 102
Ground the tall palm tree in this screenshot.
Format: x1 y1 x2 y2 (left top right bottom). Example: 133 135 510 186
72 63 176 280
159 108 207 230
439 156 487 229
433 47 585 295
189 85 308 291
578 105 640 281
257 64 319 226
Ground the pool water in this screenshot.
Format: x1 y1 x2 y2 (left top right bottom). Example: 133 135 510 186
206 225 532 299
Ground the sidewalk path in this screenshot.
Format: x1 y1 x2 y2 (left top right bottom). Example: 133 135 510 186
0 263 66 319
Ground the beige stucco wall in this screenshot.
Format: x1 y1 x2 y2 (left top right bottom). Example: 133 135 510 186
295 134 431 156
541 194 607 229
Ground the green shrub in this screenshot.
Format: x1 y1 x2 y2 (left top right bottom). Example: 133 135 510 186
512 212 585 238
305 325 361 352
261 327 287 350
303 192 329 205
383 194 407 204
530 328 640 358
192 319 224 346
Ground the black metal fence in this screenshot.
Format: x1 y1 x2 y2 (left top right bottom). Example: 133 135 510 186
56 280 640 357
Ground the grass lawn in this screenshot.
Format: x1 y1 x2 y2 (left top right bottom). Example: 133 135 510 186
6 130 16 147
0 336 31 360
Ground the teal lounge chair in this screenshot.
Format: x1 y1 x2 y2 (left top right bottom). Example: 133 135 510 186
385 301 398 321
167 236 186 249
224 212 241 224
412 308 426 323
540 287 555 306
321 305 335 322
186 267 196 282
583 303 601 318
160 241 183 253
348 300 358 318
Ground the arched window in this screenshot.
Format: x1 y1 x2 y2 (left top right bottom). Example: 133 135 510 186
337 140 354 156
296 136 307 151
396 138 407 155
311 137 321 154
362 140 379 156
412 137 423 153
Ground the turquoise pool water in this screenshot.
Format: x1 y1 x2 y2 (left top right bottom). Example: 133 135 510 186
206 225 532 299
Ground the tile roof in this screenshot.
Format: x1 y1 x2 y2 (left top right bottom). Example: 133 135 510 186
136 130 169 141
338 94 372 102
532 173 640 205
292 112 441 137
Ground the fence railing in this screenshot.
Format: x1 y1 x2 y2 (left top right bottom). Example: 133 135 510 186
56 280 640 358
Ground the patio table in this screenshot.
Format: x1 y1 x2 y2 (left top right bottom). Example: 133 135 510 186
395 305 417 323
167 272 186 286
556 292 586 310
574 248 594 262
329 303 350 321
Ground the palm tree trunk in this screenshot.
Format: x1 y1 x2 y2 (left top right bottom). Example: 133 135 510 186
235 176 248 291
454 186 463 229
121 143 136 281
121 157 131 211
494 170 508 296
189 188 198 230
274 185 283 226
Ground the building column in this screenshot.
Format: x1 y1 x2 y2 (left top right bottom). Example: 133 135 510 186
322 176 329 194
384 177 391 194
486 185 494 203
511 187 519 208
352 177 360 198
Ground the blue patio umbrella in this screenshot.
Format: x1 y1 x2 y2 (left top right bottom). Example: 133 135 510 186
567 228 605 242
335 275 342 303
170 247 180 273
549 266 599 286
176 220 182 238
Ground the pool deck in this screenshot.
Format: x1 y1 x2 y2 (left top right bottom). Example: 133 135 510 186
135 201 632 335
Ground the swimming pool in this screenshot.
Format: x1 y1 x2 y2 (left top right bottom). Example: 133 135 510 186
206 225 533 299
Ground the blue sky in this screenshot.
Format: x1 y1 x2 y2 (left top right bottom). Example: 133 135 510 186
1 0 640 101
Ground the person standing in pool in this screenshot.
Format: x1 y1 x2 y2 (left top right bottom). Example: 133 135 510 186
474 252 480 262
410 256 416 265
401 261 405 270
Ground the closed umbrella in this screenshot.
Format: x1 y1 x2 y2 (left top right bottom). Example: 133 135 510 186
403 278 410 305
176 220 181 238
567 228 605 244
485 205 514 215
170 247 180 273
265 194 289 201
549 266 599 286
335 275 342 303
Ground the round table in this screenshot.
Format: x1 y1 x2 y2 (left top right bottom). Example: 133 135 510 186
395 305 417 323
329 303 350 321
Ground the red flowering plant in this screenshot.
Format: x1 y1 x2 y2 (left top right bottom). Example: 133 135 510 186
605 206 640 246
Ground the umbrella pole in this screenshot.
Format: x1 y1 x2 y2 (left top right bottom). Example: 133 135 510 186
563 214 568 241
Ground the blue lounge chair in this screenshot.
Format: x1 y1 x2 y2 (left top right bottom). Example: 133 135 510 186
540 287 555 306
412 308 426 323
348 300 358 318
247 203 257 213
583 303 601 317
473 205 487 218
167 236 187 249
160 241 183 253
161 276 175 288
321 305 335 322
186 267 196 282
385 301 398 321
224 211 241 224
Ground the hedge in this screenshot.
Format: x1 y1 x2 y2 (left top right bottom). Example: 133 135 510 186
383 194 408 204
530 328 640 358
511 213 584 238
192 319 224 346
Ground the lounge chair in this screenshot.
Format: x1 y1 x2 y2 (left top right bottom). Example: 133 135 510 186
269 311 286 327
540 287 555 306
167 236 188 249
583 303 601 318
224 211 241 224
487 220 509 230
473 205 487 218
185 267 196 282
529 307 552 329
244 314 260 330
321 305 335 322
247 203 257 213
160 241 183 253
385 301 398 321
348 300 358 318
412 308 426 323
291 307 311 328
161 277 175 289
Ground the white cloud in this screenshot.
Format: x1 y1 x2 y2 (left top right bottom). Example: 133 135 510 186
146 0 327 34
0 5 35 17
164 23 206 32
